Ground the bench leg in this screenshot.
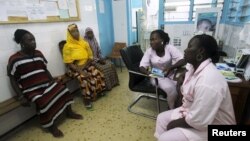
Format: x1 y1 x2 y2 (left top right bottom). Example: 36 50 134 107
119 58 122 72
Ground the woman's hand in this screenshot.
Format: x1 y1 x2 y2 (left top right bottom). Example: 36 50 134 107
163 66 174 77
167 119 179 130
177 75 184 86
79 71 90 78
71 64 90 79
139 66 150 75
167 118 191 130
98 59 106 65
164 59 187 77
175 73 185 107
17 96 31 107
85 59 94 68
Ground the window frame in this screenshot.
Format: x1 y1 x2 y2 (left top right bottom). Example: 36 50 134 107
159 0 249 27
224 0 250 26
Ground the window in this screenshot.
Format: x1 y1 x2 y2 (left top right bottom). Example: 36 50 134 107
164 0 224 23
164 0 190 22
226 0 250 24
192 0 224 21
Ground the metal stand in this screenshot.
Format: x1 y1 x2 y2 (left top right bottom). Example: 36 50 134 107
127 78 167 119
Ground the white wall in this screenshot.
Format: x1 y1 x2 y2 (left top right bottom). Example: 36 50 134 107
219 24 250 57
112 0 128 43
0 0 99 136
164 23 250 56
164 24 194 52
0 0 99 103
165 23 250 81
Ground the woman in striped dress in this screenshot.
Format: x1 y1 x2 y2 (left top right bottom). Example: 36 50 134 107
7 29 82 138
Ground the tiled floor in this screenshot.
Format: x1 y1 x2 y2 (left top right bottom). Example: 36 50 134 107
1 68 167 141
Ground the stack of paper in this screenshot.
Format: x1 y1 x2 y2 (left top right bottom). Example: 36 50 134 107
216 63 242 82
150 68 164 78
216 63 234 71
218 69 242 83
220 70 238 80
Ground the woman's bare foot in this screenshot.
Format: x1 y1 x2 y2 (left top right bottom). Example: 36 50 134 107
66 105 83 119
66 111 83 119
48 125 63 137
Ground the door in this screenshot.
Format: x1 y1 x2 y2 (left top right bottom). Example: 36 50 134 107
96 0 114 56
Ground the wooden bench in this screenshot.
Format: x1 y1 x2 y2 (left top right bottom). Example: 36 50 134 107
0 74 80 116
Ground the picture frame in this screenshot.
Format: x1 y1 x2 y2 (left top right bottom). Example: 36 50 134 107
194 7 222 38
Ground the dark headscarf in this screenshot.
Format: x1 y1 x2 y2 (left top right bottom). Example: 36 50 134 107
84 27 102 59
14 29 30 44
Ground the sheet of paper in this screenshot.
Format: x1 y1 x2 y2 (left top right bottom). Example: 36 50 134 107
6 4 27 17
58 0 68 9
225 27 232 46
231 35 239 49
59 9 69 18
84 5 93 12
40 1 59 16
25 0 39 4
0 6 8 21
67 0 77 17
246 32 250 45
244 58 250 80
151 68 165 77
26 3 47 20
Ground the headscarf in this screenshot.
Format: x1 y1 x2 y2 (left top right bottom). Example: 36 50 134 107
14 29 30 44
84 27 102 59
63 24 93 66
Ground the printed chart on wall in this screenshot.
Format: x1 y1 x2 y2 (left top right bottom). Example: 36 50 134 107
0 0 80 24
195 8 221 38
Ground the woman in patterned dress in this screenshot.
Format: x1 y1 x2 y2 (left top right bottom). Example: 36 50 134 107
84 27 119 90
62 24 106 108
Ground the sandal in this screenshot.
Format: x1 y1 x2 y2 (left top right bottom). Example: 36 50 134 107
85 103 92 108
84 99 93 110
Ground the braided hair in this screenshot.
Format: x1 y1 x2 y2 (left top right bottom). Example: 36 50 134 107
193 34 219 63
150 29 170 46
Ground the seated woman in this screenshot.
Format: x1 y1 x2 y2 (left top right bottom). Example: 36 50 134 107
154 34 236 141
84 27 119 90
139 29 185 109
62 24 106 108
7 29 82 138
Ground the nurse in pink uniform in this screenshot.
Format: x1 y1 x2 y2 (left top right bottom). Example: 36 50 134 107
154 34 236 141
139 29 184 109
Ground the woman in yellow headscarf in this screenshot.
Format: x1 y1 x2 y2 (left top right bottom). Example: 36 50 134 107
62 23 106 108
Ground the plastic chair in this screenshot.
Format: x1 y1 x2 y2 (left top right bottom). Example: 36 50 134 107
120 44 168 119
108 42 126 72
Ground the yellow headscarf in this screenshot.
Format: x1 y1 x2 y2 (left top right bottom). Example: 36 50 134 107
63 24 93 66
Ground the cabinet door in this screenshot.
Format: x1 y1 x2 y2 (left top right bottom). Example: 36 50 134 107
229 86 249 124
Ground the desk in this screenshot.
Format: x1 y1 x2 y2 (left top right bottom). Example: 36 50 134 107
228 81 250 124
